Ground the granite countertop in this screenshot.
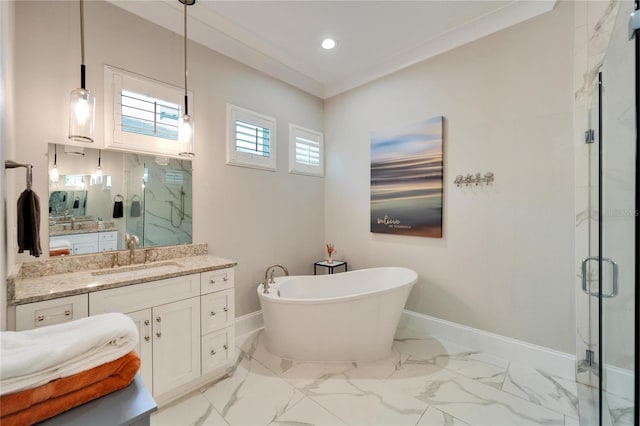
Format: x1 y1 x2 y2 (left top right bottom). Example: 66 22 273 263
8 244 237 306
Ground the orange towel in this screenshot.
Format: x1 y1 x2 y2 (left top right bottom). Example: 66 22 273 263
48 248 70 257
0 351 140 426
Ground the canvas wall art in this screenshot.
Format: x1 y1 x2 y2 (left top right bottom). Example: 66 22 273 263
370 116 444 238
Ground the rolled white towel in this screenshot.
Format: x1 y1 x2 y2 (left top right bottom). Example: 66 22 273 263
49 239 71 250
0 312 138 395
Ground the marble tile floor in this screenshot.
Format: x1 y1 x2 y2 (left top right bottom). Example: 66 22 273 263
151 329 619 426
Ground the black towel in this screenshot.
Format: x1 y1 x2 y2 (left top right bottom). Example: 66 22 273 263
73 198 80 209
17 189 42 257
113 200 124 218
130 200 141 217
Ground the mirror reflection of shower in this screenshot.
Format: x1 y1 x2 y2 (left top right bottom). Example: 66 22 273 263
125 155 192 248
169 185 186 228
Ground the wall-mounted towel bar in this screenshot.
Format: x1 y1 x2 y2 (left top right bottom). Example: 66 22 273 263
453 172 494 187
5 160 33 190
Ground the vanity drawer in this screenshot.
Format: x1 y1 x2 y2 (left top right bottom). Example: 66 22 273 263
99 231 117 242
201 289 234 335
200 268 234 294
98 232 117 252
90 274 200 315
201 326 235 375
98 241 117 252
15 294 88 331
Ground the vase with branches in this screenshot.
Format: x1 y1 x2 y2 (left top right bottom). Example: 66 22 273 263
326 243 335 264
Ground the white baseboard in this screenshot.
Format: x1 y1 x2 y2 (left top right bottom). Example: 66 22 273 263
604 363 634 399
400 310 577 380
235 310 263 337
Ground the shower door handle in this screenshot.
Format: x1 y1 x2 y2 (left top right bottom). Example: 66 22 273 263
581 256 619 298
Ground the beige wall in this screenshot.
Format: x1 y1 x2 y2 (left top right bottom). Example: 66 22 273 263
6 1 580 354
324 2 575 353
8 1 325 318
1 0 16 331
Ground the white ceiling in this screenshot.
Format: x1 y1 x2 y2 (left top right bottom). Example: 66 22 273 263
108 1 556 99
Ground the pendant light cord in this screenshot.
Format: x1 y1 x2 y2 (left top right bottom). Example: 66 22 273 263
183 0 189 115
79 0 86 89
80 0 85 64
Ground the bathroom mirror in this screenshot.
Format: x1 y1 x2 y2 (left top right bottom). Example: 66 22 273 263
49 189 89 217
47 144 192 255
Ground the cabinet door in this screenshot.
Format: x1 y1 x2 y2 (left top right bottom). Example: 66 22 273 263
73 241 98 255
126 309 153 392
152 297 200 396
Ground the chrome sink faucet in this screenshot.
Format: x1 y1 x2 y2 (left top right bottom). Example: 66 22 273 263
263 264 289 294
125 233 140 265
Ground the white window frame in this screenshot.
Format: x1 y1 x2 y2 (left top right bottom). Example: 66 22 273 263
226 104 277 171
104 65 193 157
289 124 324 177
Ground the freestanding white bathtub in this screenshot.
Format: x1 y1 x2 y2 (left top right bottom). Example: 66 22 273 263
257 267 417 362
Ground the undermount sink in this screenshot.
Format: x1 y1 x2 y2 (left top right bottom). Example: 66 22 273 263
91 261 184 277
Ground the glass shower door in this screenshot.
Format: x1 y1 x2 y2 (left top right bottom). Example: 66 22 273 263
597 0 637 424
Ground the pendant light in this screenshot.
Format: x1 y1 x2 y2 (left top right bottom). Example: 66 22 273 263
94 149 103 183
50 145 60 183
68 0 96 143
178 0 196 158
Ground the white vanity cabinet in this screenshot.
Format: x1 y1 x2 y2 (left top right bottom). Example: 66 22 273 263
87 268 235 402
49 230 118 255
89 274 201 397
50 233 98 255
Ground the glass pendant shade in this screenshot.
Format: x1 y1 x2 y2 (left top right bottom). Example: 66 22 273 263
50 164 60 183
69 87 96 143
94 166 102 184
178 113 195 158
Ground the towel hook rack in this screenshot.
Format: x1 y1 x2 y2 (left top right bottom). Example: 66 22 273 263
5 160 33 190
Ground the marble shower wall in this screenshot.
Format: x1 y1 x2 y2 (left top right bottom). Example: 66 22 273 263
143 159 193 247
124 154 193 248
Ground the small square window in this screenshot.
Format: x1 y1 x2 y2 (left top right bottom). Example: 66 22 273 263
226 104 277 171
289 124 323 177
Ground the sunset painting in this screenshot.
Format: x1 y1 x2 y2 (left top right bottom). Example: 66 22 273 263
370 116 444 238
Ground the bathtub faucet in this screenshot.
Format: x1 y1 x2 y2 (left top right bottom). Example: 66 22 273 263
263 264 289 293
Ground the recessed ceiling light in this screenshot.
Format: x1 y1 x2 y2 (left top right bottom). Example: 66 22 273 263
321 38 336 50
